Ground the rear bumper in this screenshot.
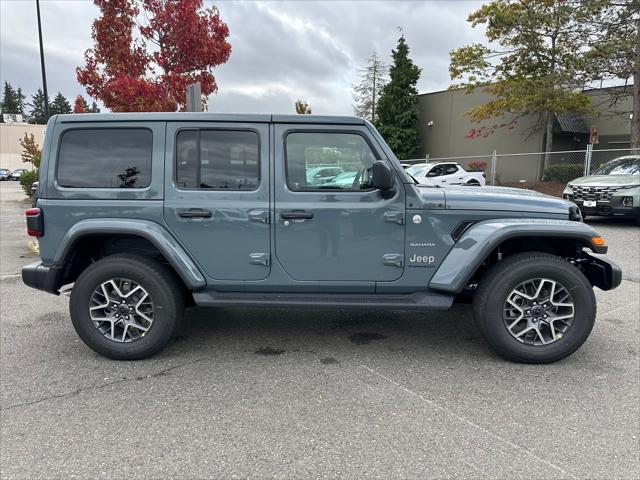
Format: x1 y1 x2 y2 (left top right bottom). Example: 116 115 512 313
21 261 61 294
581 253 622 291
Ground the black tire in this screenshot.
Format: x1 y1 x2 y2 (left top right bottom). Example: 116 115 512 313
70 254 184 360
473 252 596 364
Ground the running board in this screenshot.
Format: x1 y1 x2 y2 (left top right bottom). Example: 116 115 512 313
192 291 454 310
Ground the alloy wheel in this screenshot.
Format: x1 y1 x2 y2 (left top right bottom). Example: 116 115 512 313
89 278 155 343
503 278 575 346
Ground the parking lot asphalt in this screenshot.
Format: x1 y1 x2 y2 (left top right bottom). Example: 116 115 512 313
1 181 638 479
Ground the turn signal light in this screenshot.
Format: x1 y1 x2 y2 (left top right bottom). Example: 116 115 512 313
591 236 606 247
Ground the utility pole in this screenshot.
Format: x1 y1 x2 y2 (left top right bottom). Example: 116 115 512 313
36 0 49 121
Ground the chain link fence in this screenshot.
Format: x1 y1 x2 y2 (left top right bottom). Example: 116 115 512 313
419 147 639 196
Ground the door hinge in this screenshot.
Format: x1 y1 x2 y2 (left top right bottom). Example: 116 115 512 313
249 252 270 266
383 254 404 268
383 211 404 225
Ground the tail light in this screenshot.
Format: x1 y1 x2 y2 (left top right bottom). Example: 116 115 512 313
25 208 44 237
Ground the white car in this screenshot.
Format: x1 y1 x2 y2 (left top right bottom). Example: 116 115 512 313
406 162 485 186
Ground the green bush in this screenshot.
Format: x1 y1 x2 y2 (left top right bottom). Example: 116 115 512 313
542 163 584 182
19 169 39 197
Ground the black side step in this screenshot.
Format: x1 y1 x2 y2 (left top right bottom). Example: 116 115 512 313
192 291 454 310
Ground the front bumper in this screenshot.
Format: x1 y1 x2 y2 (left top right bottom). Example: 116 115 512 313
564 194 640 219
22 261 62 294
580 252 622 291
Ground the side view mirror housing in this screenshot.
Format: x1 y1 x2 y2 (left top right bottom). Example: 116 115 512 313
371 160 394 191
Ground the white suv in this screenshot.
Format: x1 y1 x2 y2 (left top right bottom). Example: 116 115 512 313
406 162 485 186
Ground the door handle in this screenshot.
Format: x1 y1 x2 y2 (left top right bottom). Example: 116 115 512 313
178 208 212 219
383 211 404 225
281 211 314 220
248 210 269 224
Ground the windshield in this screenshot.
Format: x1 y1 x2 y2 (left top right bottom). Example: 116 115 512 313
406 164 427 176
593 156 640 175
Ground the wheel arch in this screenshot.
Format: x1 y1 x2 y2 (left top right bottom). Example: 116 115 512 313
53 219 206 291
429 218 607 294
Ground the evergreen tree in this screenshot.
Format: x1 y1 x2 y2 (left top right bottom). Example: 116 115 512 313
88 101 101 113
16 88 26 115
50 92 72 116
1 82 19 120
352 52 387 123
29 89 49 124
376 36 421 160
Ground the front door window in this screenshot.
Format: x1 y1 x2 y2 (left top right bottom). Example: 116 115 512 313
285 132 377 191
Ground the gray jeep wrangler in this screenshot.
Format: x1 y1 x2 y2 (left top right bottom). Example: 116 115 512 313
23 113 621 363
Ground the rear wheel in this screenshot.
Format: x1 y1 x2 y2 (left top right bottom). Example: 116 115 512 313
473 252 596 363
70 254 184 360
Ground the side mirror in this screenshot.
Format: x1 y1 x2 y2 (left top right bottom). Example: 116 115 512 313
371 160 394 190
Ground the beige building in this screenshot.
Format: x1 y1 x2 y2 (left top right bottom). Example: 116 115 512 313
0 123 47 172
416 86 633 182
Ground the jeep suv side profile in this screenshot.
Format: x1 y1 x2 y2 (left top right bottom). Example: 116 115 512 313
23 113 621 363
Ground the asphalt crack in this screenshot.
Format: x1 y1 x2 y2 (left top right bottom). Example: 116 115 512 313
0 357 209 412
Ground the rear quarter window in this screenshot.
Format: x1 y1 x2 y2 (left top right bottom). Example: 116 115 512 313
57 128 152 188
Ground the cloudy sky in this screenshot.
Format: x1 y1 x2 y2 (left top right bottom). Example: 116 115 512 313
0 0 485 115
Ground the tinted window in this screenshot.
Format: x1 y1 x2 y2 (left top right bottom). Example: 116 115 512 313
58 129 152 188
176 130 259 190
427 165 446 177
285 132 377 190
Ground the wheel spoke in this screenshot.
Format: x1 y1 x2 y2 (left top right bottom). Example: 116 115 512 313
515 326 534 338
533 327 547 345
129 320 150 332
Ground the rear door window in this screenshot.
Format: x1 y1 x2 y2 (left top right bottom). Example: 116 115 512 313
175 130 260 190
57 129 152 188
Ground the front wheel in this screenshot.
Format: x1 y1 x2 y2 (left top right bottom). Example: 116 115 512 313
473 252 596 363
70 254 184 360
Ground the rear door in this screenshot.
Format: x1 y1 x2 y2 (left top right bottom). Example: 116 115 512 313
163 122 271 281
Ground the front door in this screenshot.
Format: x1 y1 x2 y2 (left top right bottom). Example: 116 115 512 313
164 122 271 281
273 125 405 283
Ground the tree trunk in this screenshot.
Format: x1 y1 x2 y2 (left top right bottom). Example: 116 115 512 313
543 110 554 170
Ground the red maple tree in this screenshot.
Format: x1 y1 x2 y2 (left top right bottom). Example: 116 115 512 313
73 95 86 113
77 0 231 112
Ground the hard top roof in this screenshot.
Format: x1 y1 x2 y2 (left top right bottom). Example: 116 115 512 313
56 112 365 125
